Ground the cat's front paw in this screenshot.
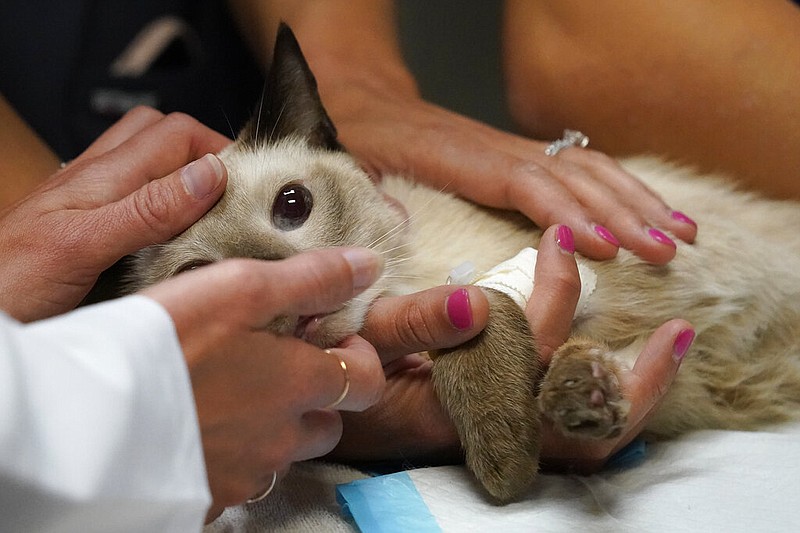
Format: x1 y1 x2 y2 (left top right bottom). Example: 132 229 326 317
538 341 630 439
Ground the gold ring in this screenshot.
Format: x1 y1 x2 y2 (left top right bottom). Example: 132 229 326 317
324 349 350 409
246 471 277 504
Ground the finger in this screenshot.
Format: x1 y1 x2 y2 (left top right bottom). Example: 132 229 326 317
596 320 695 462
91 111 231 202
261 334 383 414
539 320 695 472
481 125 698 250
539 156 679 265
89 153 227 260
143 249 384 345
320 335 385 412
75 106 165 162
361 285 490 364
580 153 698 244
331 363 461 463
238 248 385 326
621 319 695 422
294 409 344 461
525 225 582 364
246 467 291 503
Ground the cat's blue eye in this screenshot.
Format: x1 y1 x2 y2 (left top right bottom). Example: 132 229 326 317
272 184 313 231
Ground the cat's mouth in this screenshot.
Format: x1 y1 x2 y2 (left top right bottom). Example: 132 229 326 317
294 314 321 340
294 313 338 346
293 307 355 348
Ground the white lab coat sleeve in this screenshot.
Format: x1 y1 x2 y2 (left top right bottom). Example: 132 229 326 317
0 295 211 532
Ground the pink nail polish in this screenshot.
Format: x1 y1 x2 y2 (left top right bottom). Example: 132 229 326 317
594 225 620 247
446 288 473 331
556 225 575 254
648 228 677 248
671 211 697 227
673 328 695 362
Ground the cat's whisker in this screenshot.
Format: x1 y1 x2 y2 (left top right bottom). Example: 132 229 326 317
379 244 413 259
378 179 453 247
384 259 413 270
384 262 414 274
380 257 414 273
378 275 422 281
367 219 410 250
363 193 424 250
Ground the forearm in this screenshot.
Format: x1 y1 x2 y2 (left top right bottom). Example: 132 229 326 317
228 0 416 96
504 0 800 198
0 94 60 208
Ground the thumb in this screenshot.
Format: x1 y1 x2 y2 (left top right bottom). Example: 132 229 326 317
93 153 226 259
142 247 384 346
250 247 385 323
361 285 490 365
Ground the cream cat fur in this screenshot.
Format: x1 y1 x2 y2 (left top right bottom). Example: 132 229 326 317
126 25 800 502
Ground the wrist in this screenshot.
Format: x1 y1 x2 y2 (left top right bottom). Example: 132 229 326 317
310 51 419 104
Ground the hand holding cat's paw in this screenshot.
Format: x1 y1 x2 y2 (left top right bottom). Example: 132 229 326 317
539 320 693 473
359 285 490 364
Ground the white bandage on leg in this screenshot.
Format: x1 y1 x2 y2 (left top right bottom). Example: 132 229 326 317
449 247 596 318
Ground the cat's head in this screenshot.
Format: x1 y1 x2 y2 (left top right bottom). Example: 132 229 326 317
128 24 408 347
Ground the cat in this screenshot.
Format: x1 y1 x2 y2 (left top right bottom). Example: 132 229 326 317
124 24 800 503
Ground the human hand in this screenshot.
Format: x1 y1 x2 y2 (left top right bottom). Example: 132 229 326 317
331 283 491 462
314 68 697 265
539 319 692 473
0 107 230 322
142 247 386 521
330 225 690 472
525 227 691 469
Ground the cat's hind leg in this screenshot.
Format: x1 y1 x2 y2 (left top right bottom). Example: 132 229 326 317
538 338 631 439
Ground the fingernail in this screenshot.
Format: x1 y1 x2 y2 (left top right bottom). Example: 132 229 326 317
555 225 575 254
446 288 473 331
181 153 224 199
594 225 620 247
341 248 384 293
671 210 697 227
648 227 676 248
673 328 695 362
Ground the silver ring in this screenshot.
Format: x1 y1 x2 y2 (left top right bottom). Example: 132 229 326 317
545 129 590 156
246 471 278 504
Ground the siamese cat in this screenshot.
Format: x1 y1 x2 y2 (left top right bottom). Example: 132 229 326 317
125 25 800 503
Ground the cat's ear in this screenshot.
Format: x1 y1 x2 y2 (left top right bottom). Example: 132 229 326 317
238 23 342 151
